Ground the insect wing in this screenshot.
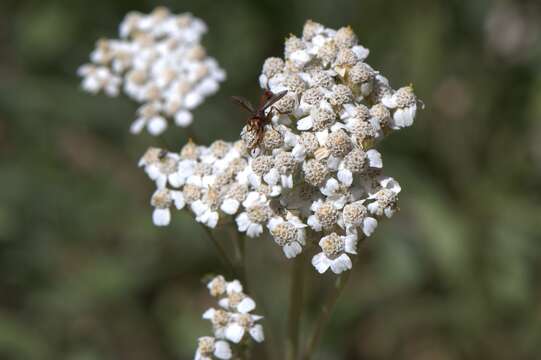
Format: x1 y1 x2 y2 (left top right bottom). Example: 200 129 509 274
262 90 288 111
231 96 256 114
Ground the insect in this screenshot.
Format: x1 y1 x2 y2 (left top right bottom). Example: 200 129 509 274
232 89 288 150
158 149 168 160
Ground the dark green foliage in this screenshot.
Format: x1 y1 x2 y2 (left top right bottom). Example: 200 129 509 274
1 0 540 359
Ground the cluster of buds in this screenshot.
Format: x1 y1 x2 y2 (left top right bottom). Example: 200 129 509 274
78 7 225 135
195 276 264 359
139 20 419 275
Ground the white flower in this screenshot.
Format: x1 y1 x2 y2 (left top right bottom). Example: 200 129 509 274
341 201 378 236
311 232 358 274
220 198 240 215
195 337 232 360
290 49 311 68
174 159 197 186
199 276 263 355
235 192 272 238
216 279 256 314
225 313 264 344
267 213 307 258
138 149 182 189
202 308 232 339
382 86 417 129
77 65 121 96
191 199 219 228
307 199 341 232
150 189 185 226
218 292 256 314
364 177 401 218
207 275 228 297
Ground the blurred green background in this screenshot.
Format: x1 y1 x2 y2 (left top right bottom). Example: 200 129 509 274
1 0 541 359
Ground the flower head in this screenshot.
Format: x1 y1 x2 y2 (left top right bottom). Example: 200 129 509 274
197 276 264 357
312 232 358 274
79 8 225 135
195 336 232 360
139 20 420 274
268 213 307 258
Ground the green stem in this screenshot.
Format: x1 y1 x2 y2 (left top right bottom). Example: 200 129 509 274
239 340 251 360
201 225 236 277
286 254 305 360
302 270 353 360
230 228 248 288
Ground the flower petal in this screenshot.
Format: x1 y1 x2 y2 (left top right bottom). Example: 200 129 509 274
225 323 245 343
227 280 243 294
249 324 265 343
367 150 383 168
174 110 193 127
246 223 263 238
152 208 171 226
344 234 358 254
221 199 240 215
283 242 302 259
297 116 314 131
337 169 353 186
330 254 352 274
147 116 167 135
238 297 256 313
312 252 331 274
214 340 232 359
362 217 378 236
202 308 215 320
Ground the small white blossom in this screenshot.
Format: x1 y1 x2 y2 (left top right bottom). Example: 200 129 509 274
195 336 232 360
307 199 341 231
267 213 307 258
225 313 264 344
202 308 232 339
382 86 417 129
191 199 220 228
341 201 378 236
150 189 185 226
217 280 256 314
312 232 358 274
235 192 273 238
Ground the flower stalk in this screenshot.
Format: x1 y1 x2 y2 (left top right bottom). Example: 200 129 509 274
202 225 237 278
286 253 305 360
302 269 353 360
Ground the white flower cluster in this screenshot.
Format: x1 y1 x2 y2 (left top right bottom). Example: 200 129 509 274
139 21 419 275
138 140 308 259
195 276 263 360
139 140 250 228
78 7 225 135
242 20 418 274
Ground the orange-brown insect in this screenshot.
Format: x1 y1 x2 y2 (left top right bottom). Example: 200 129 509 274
232 90 288 150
